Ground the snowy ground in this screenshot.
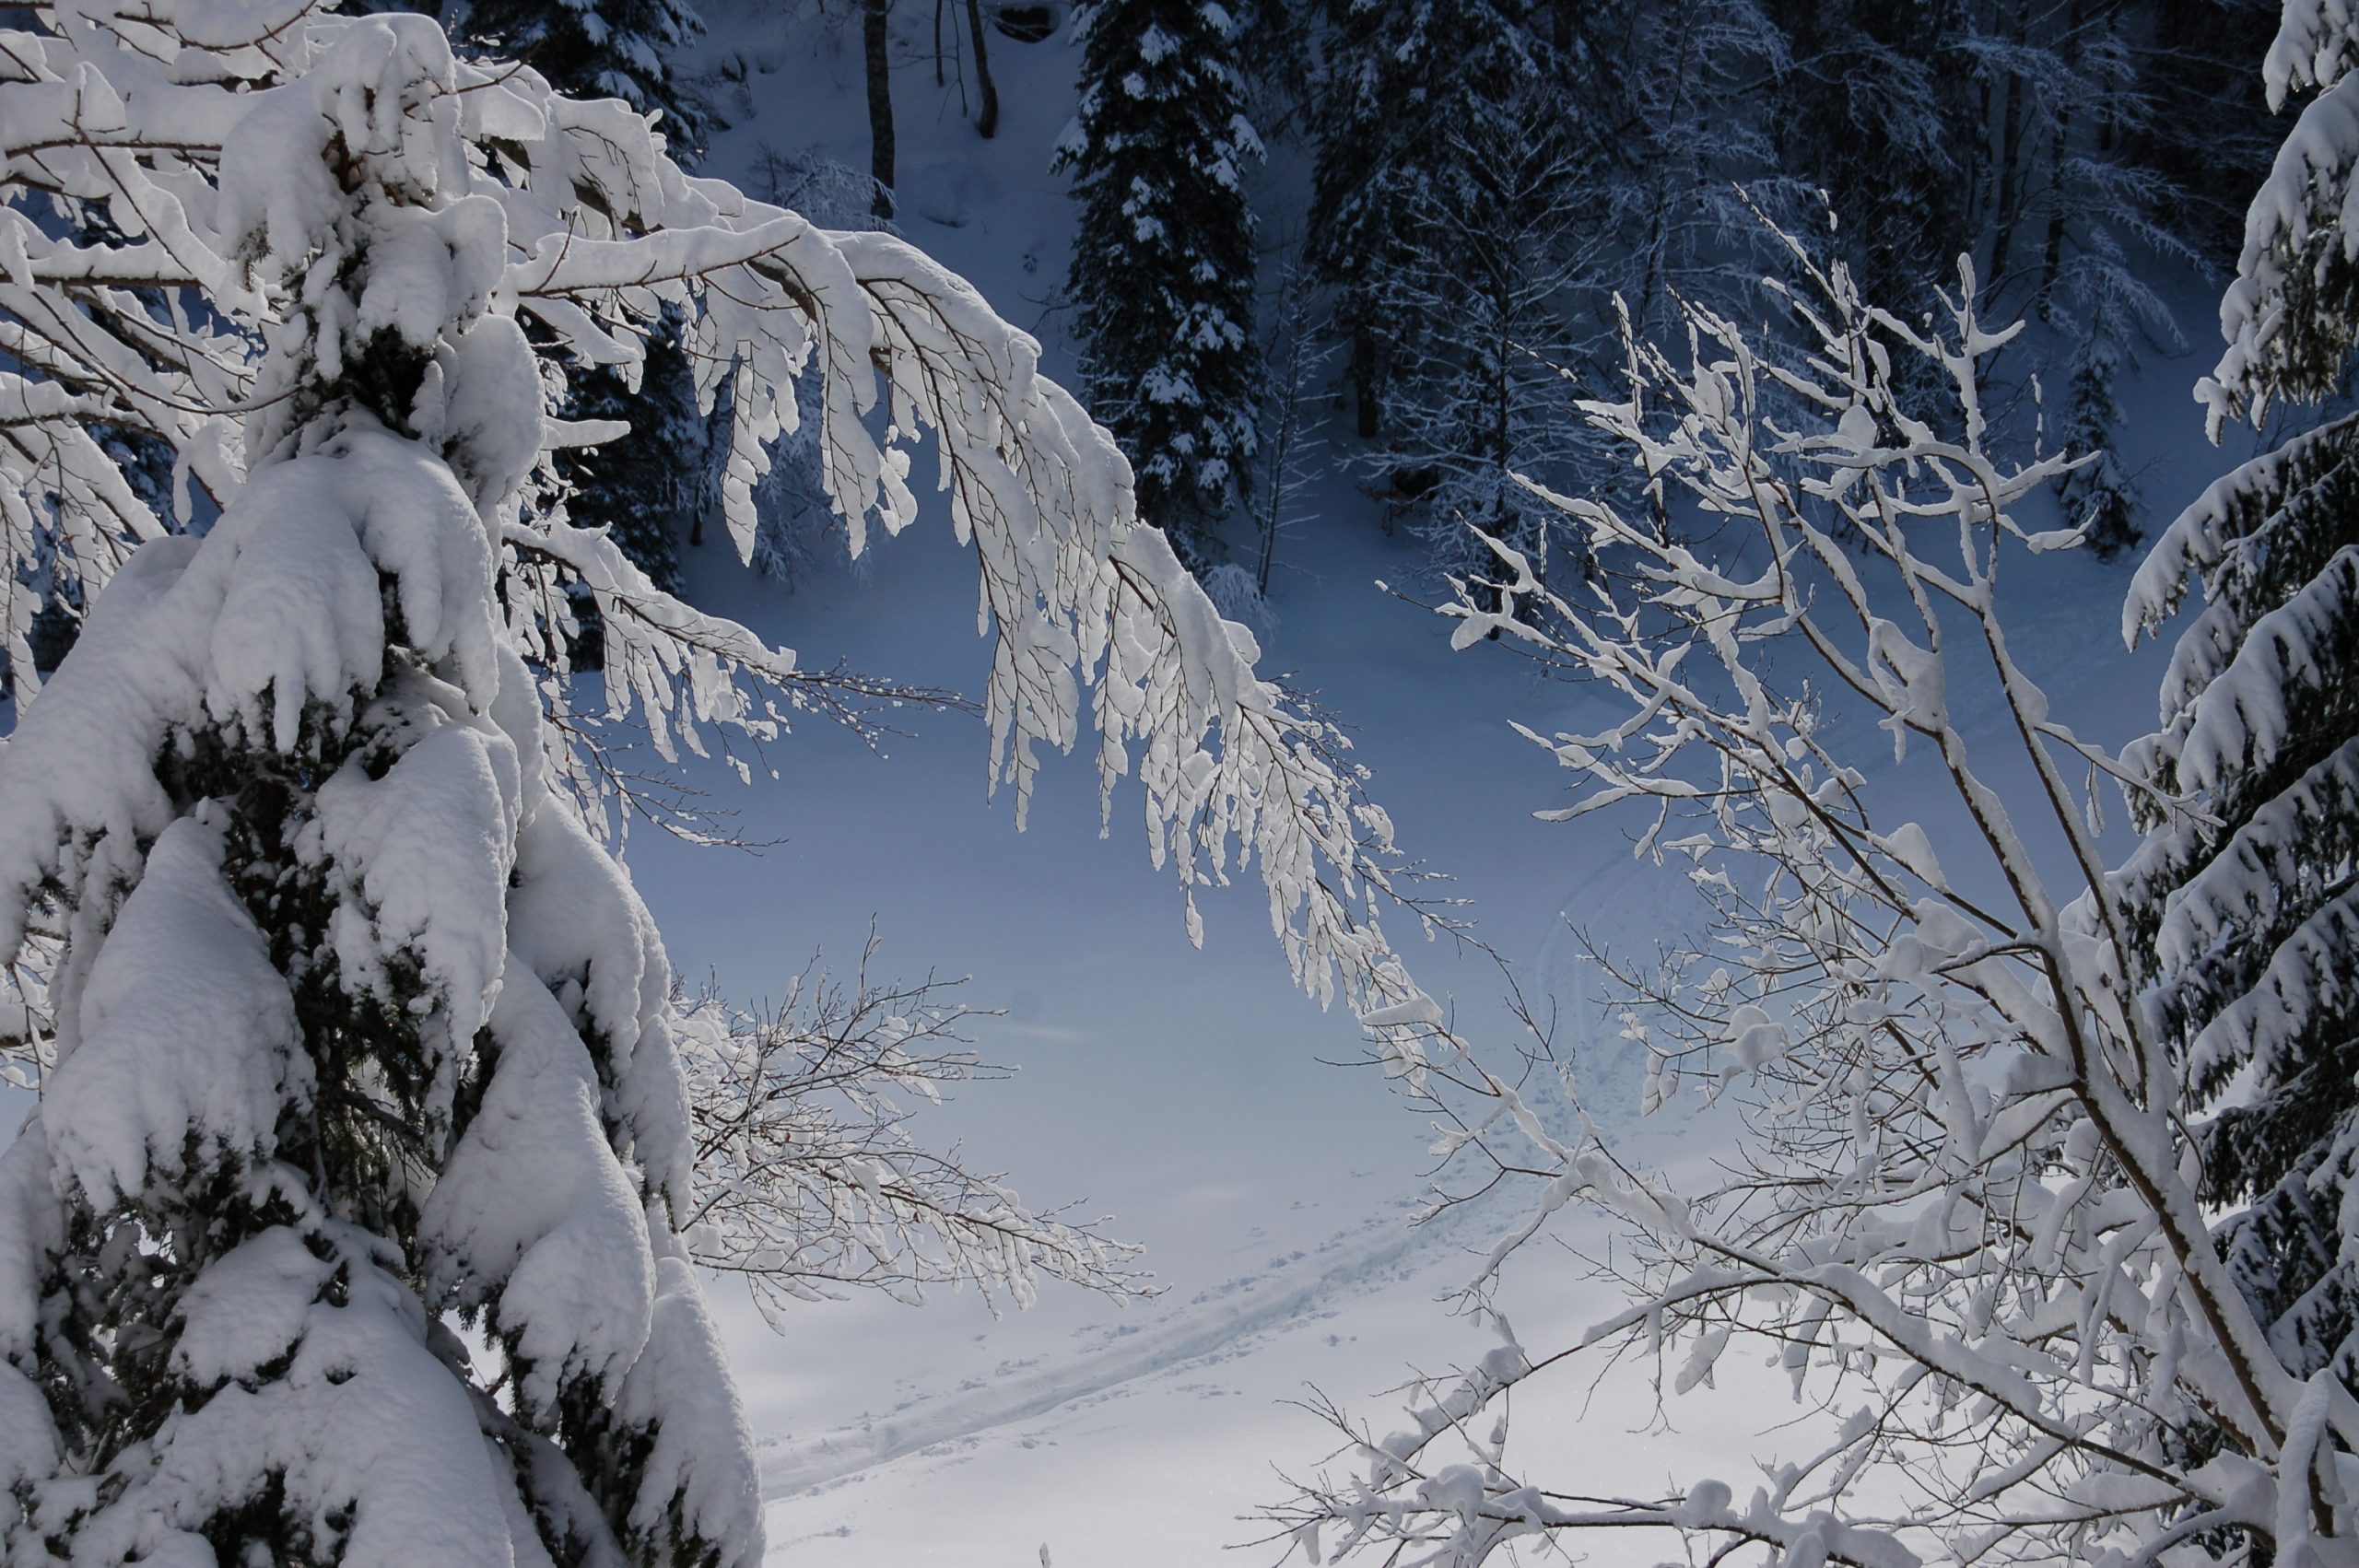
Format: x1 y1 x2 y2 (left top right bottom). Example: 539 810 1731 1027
596 10 2261 1564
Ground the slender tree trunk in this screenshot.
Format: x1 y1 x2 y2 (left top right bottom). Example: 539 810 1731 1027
964 0 1000 138
1353 322 1380 439
1987 0 2033 287
1257 324 1299 596
933 0 945 87
1967 64 1993 238
1254 474 1281 595
2038 110 2073 311
2039 0 2104 310
865 0 896 219
1631 1 1701 338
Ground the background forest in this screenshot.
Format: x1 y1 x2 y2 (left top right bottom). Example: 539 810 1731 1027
410 0 2283 613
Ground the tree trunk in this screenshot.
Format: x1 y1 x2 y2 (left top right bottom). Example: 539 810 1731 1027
2039 0 2102 311
1986 0 2033 287
933 0 945 87
1353 323 1380 439
964 0 1000 139
1256 338 1296 596
865 0 896 219
2038 111 2073 311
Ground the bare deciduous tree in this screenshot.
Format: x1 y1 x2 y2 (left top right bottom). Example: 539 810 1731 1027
1268 234 2339 1568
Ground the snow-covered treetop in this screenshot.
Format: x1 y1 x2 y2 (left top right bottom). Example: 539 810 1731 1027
2206 0 2359 421
0 0 1431 1036
2265 0 2359 106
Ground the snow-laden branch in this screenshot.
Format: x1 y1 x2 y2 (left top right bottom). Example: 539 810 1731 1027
0 4 1439 1562
0 0 1432 1036
676 937 1155 1319
1273 233 2332 1567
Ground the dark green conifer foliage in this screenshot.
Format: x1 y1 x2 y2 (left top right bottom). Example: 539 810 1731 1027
550 317 714 596
2053 326 2142 559
1762 0 1972 330
447 0 708 152
1056 0 1263 568
1305 0 1547 441
2122 4 2359 1406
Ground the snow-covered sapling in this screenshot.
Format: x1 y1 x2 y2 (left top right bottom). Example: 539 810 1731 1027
1269 233 2339 1567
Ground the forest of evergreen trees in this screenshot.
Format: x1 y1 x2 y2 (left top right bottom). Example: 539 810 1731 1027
412 0 2287 604
1048 0 2282 579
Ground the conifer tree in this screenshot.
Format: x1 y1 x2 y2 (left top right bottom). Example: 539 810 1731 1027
1055 0 1263 569
2053 317 2142 558
1595 0 1793 349
1306 0 1547 441
1361 84 1589 591
2121 0 2359 1412
2131 0 2277 254
550 316 714 595
1761 0 1971 330
0 18 761 1563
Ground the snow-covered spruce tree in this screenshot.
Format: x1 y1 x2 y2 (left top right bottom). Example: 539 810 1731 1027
1304 0 1547 441
1269 241 2343 1565
1966 0 2193 563
2054 292 2145 559
2116 0 2359 1453
549 310 714 594
1244 245 1332 600
1584 0 1797 352
1056 0 1263 571
0 21 757 1561
0 3 1442 1561
1357 85 1590 595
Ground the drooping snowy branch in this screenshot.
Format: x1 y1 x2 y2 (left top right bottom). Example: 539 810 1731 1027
0 0 1426 1032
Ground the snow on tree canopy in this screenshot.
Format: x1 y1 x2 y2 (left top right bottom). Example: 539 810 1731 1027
1056 0 1263 571
2120 0 2359 1467
0 1 1436 1562
2207 0 2359 422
